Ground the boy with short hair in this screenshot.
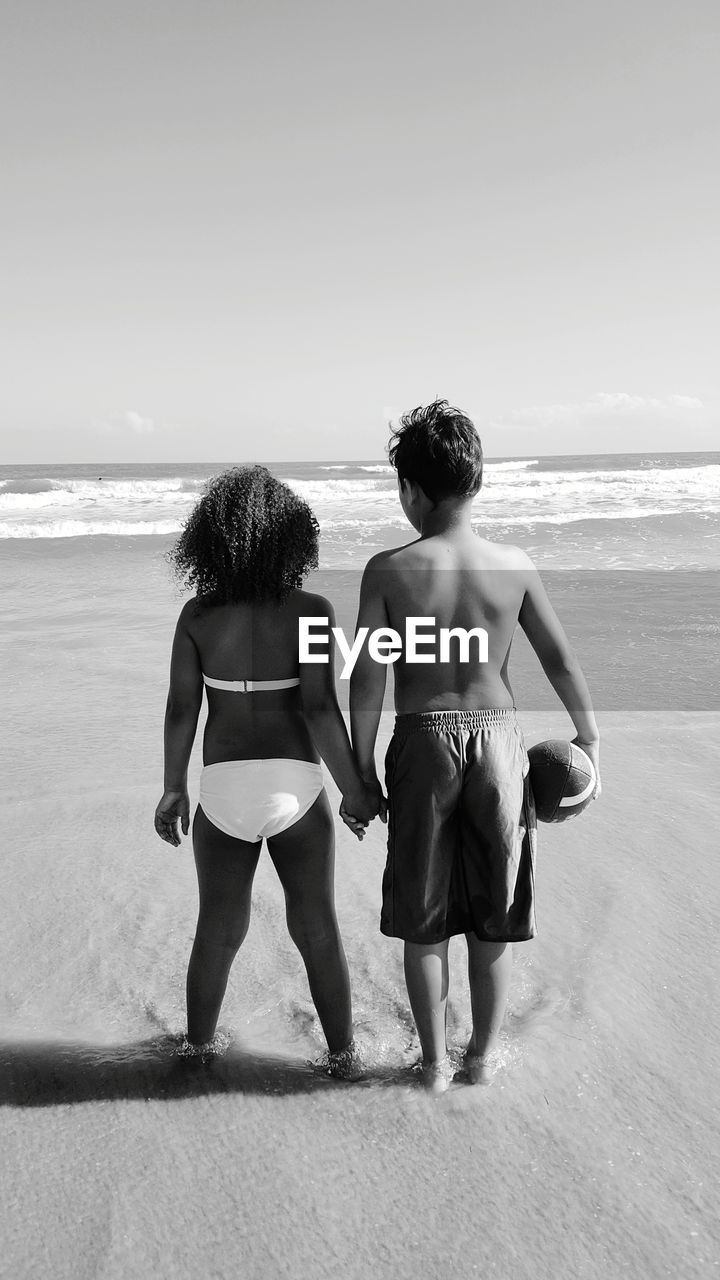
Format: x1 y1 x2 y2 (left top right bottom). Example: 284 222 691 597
348 400 600 1093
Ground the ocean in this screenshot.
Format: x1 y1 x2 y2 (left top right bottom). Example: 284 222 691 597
2 452 719 567
2 451 718 1278
2 452 718 750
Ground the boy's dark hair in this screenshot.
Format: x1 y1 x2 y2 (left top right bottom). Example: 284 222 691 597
388 399 483 501
169 465 319 605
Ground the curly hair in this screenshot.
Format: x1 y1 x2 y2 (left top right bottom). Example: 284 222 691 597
389 399 483 502
169 465 319 605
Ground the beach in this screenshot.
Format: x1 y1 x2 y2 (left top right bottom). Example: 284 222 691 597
1 454 719 1278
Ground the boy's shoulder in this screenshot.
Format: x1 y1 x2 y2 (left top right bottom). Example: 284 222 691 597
359 543 421 583
362 539 535 573
474 538 535 571
361 545 412 571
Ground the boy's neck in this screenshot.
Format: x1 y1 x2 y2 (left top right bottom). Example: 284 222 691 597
419 498 475 538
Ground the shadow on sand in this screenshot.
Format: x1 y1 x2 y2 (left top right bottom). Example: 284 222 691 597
0 1037 406 1107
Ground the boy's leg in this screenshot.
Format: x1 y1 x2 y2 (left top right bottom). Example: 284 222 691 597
267 789 354 1055
383 719 461 1088
187 805 262 1045
465 935 513 1081
403 939 450 1065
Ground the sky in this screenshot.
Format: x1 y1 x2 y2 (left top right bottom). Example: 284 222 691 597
1 0 719 463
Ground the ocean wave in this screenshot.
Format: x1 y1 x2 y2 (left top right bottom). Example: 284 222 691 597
0 478 204 512
317 460 539 474
485 463 720 500
62 477 204 498
485 459 539 471
317 464 392 472
0 488 80 511
321 505 718 530
286 465 720 510
0 518 183 539
2 459 718 537
0 477 58 495
281 478 393 500
3 504 718 539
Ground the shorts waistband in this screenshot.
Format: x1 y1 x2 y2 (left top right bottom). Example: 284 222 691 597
394 708 517 737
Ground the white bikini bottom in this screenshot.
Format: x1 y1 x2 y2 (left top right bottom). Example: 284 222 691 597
199 759 325 842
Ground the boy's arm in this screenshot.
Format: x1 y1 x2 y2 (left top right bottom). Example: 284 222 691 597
155 604 204 845
518 555 601 789
349 559 389 786
299 597 379 827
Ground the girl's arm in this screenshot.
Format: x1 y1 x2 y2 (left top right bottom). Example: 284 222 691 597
299 596 382 829
154 603 204 845
349 556 389 786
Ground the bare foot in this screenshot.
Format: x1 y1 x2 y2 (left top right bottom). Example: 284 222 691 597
420 1057 454 1096
464 1050 498 1086
176 1030 231 1063
320 1039 365 1081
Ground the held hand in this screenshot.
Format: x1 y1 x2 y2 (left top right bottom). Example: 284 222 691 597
339 779 387 840
573 737 601 801
154 789 190 846
356 773 384 824
339 802 368 840
351 778 387 824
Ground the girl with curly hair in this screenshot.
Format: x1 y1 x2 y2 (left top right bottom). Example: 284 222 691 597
154 466 381 1073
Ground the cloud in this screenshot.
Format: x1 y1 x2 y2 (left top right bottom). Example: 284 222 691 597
667 394 704 410
123 409 156 435
95 409 158 435
491 392 704 429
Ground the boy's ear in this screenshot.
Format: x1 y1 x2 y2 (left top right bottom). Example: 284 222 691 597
398 476 414 506
406 478 430 506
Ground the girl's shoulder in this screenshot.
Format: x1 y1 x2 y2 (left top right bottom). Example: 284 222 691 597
177 596 199 624
285 587 334 617
176 595 218 638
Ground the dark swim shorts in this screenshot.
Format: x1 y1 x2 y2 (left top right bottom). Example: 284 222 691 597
381 709 537 945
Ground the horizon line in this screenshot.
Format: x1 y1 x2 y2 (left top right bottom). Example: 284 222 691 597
3 447 720 468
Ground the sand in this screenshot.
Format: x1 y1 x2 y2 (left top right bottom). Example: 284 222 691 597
1 709 718 1279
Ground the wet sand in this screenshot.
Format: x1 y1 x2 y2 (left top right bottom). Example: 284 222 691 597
2 711 718 1278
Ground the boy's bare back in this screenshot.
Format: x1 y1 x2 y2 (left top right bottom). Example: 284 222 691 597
360 531 533 714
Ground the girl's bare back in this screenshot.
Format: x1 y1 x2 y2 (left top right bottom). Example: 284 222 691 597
181 589 325 764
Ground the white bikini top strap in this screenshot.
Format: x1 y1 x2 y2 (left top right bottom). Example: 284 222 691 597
202 675 301 693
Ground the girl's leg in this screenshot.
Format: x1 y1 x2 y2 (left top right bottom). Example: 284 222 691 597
465 935 513 1079
267 790 353 1054
186 805 262 1045
403 940 450 1066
